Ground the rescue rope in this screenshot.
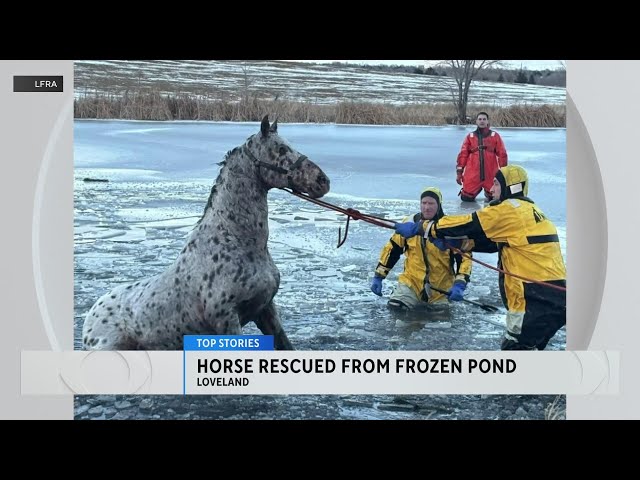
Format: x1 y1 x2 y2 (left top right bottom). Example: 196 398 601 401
444 242 567 292
281 188 396 247
282 188 567 292
282 188 395 228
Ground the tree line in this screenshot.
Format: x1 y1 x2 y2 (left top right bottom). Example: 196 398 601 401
327 61 566 88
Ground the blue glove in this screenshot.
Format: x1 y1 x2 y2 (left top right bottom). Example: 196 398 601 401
446 239 463 250
448 281 466 301
431 238 447 251
394 221 421 238
371 276 383 296
430 237 462 251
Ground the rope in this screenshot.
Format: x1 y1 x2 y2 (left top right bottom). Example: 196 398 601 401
445 242 567 292
282 188 567 292
282 188 396 229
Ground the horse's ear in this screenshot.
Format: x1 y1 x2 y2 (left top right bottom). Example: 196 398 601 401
271 117 278 133
261 115 270 137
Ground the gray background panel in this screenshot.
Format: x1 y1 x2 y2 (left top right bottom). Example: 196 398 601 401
0 61 73 419
567 60 639 419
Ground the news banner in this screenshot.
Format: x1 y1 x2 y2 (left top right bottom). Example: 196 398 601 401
21 334 617 396
178 335 614 395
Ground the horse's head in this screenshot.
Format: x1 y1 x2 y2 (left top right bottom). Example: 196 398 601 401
243 115 330 198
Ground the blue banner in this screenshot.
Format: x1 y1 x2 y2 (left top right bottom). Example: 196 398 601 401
184 335 274 351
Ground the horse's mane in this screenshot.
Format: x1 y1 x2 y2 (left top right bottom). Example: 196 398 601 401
198 146 242 223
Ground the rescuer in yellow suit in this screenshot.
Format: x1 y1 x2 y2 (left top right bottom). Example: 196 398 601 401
371 187 473 311
394 166 566 350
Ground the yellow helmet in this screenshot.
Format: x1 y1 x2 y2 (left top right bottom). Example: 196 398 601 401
495 165 528 201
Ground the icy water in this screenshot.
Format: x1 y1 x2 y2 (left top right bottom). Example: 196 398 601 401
74 120 566 420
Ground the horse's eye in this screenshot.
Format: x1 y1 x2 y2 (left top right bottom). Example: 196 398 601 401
279 146 288 156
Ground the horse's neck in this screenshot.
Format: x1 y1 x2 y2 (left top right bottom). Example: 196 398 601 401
199 150 270 244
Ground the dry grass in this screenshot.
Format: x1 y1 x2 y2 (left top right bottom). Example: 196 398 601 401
74 90 566 127
544 395 566 420
493 104 565 128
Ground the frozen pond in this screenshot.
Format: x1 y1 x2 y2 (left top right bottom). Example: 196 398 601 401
74 120 566 420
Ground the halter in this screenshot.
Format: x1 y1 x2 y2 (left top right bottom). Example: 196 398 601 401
243 145 307 191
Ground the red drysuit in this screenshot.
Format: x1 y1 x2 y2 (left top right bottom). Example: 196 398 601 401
456 128 508 201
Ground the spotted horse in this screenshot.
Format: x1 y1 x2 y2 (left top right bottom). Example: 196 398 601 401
82 116 330 350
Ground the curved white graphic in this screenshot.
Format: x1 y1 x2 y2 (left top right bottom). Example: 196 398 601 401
31 97 74 351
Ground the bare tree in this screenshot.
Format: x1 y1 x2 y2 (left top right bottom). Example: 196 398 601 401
240 62 253 102
439 60 501 124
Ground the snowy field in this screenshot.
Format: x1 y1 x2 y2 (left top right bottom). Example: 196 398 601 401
74 60 565 107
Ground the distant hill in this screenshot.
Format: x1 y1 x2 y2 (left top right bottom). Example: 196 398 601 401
74 60 565 107
314 61 566 87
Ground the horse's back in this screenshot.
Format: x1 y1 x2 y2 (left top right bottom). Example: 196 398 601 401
83 270 206 350
82 283 142 350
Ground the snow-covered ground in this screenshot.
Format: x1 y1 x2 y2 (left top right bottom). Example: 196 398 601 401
74 60 565 107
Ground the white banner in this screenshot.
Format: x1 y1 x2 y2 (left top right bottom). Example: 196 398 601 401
21 350 618 396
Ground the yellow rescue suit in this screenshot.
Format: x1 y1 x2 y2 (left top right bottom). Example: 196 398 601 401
376 213 473 304
425 166 566 349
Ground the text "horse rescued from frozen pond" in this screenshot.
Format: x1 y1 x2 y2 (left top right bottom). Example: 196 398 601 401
82 116 330 350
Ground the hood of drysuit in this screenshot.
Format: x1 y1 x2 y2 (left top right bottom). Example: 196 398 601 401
420 186 445 221
495 165 528 202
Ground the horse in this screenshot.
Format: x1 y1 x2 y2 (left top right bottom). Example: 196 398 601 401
82 115 330 350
